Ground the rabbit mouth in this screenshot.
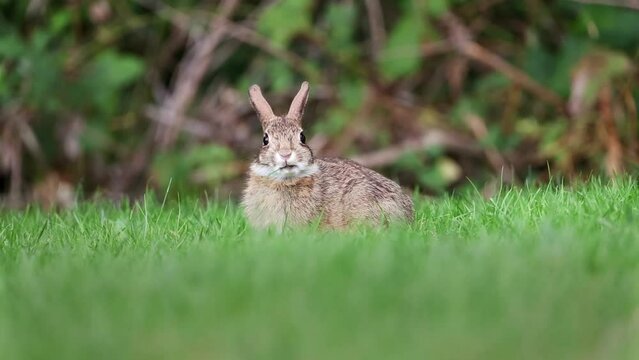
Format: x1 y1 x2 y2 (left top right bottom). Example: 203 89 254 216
250 162 319 180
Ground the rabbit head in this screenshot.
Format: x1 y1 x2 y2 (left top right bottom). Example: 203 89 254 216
248 82 318 181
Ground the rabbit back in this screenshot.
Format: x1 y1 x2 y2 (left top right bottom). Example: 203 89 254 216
315 158 414 227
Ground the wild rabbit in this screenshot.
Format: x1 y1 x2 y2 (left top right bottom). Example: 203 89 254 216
242 82 413 229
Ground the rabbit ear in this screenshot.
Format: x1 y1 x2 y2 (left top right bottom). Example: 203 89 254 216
248 84 275 123
287 81 310 122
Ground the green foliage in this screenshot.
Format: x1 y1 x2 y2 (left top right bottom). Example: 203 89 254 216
2 182 639 358
313 107 349 136
337 78 365 111
0 0 638 200
574 4 639 50
324 2 359 61
537 36 591 95
257 0 313 47
266 59 296 92
580 50 631 107
396 148 461 193
152 144 238 192
80 51 144 117
379 10 431 80
0 9 145 157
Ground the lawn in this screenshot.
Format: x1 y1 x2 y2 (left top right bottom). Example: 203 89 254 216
1 180 638 360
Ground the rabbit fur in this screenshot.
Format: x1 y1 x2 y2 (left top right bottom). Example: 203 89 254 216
242 82 414 229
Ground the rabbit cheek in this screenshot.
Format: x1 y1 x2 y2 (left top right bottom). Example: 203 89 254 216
258 149 276 167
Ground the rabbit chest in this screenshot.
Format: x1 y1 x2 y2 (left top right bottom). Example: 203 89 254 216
242 175 321 229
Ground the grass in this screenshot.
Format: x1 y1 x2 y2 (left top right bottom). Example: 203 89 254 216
1 179 639 359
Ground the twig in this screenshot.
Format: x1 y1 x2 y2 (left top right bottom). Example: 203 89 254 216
442 13 564 110
623 82 638 159
154 0 239 148
145 106 213 138
220 19 318 81
364 0 386 60
114 0 237 195
421 41 452 58
328 87 374 156
464 113 516 183
146 1 318 82
0 110 24 206
351 129 481 168
599 85 623 176
7 137 21 206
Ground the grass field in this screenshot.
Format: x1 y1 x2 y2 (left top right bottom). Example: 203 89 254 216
1 180 639 359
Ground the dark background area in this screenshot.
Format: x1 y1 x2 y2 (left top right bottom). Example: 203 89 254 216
1 0 638 208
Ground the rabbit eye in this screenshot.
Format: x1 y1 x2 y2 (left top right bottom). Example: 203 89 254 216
300 132 306 144
262 133 269 146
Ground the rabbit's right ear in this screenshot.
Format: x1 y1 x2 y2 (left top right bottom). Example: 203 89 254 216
248 85 275 124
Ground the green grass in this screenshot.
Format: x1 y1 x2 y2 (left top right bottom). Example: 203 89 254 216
1 180 639 359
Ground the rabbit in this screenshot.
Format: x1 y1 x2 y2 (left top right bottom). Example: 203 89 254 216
242 81 414 229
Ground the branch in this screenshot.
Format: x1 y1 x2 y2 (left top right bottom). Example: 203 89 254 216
145 106 213 139
623 82 638 158
351 129 482 168
442 13 564 109
153 0 239 148
364 0 386 60
599 85 623 176
220 19 318 81
464 114 516 183
145 1 318 84
421 41 452 58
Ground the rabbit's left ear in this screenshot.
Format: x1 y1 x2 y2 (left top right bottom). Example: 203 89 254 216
287 81 310 122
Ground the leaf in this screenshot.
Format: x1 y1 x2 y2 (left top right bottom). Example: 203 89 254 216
325 2 357 54
314 107 349 136
575 4 639 51
257 0 312 47
0 66 8 100
337 78 365 111
523 42 554 87
379 13 427 80
397 151 424 169
49 10 72 35
524 32 591 97
427 0 449 17
266 60 295 93
81 123 113 153
152 145 237 190
80 51 144 116
451 97 486 125
31 30 53 52
28 51 64 112
474 73 510 94
185 145 235 166
0 33 25 58
89 51 144 90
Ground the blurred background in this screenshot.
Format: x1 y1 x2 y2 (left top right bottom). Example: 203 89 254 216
0 0 637 207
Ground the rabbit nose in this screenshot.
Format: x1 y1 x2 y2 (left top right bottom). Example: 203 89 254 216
278 150 292 160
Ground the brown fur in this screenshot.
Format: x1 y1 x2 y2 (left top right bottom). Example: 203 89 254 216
242 82 414 230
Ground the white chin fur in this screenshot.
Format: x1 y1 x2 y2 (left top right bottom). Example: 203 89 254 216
250 162 319 181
